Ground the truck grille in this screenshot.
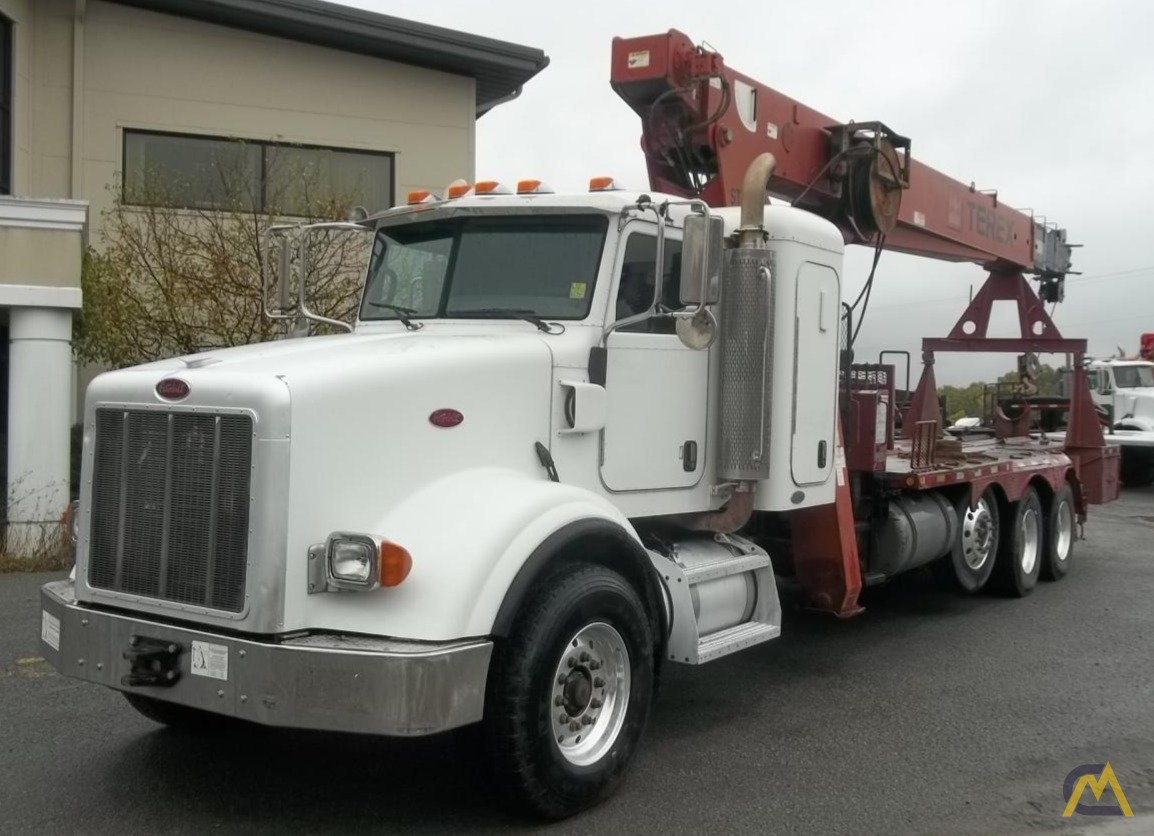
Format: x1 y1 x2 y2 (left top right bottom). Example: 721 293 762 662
87 408 253 613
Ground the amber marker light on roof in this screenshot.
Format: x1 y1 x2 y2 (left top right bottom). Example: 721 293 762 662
407 190 441 205
589 176 625 191
517 179 556 194
473 180 513 195
445 180 471 199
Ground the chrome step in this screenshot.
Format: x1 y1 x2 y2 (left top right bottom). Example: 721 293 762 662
682 551 769 584
697 621 782 664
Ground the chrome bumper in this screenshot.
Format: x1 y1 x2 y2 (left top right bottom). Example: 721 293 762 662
39 580 492 736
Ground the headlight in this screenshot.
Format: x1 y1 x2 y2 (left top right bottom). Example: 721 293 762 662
326 534 379 590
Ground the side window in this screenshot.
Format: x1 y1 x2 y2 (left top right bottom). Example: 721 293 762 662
615 233 682 334
1086 371 1098 392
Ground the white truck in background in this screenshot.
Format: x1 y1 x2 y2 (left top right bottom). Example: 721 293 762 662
1083 355 1154 486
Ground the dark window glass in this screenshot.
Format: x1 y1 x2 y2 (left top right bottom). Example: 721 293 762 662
122 130 393 216
615 233 683 333
361 215 609 321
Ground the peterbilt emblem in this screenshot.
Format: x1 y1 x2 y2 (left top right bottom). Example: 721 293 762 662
156 378 191 400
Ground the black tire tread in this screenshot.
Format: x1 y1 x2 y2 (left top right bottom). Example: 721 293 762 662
992 487 1043 598
1041 482 1076 581
481 561 654 821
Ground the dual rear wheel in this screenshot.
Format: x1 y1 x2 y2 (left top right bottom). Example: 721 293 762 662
939 481 1075 596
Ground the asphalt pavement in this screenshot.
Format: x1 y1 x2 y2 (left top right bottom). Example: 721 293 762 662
2 488 1153 835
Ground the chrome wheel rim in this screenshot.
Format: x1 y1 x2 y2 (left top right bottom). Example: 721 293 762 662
550 622 630 767
962 497 996 571
1020 506 1041 575
1054 497 1073 563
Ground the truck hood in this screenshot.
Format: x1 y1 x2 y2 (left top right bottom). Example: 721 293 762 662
124 330 552 386
78 329 560 635
1115 388 1154 421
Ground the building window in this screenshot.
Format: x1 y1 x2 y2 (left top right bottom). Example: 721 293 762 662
122 130 394 216
1 14 12 196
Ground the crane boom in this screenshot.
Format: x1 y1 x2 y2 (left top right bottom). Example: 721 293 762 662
609 29 1073 284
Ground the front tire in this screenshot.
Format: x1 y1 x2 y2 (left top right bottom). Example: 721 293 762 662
123 693 231 731
1120 449 1154 487
482 562 655 820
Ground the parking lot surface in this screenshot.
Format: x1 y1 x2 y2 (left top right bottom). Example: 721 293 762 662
2 487 1152 835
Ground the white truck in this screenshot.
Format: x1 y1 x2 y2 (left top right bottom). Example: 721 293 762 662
1084 356 1154 486
39 31 1119 820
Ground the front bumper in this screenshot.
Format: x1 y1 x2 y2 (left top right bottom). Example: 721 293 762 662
39 580 493 736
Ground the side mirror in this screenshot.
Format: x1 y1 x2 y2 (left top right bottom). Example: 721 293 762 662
680 213 723 306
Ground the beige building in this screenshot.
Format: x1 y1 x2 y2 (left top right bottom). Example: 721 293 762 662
0 0 548 549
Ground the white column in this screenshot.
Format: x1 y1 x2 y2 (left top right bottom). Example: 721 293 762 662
7 306 75 555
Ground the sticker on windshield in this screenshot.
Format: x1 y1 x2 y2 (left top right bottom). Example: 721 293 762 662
569 282 587 300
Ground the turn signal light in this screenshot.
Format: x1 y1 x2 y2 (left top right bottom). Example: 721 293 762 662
379 541 413 588
517 179 555 195
589 176 625 192
474 180 513 195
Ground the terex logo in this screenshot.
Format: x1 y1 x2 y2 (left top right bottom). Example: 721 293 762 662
964 199 1015 245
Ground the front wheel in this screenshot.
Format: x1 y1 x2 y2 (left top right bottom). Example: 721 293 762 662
482 562 655 820
123 692 233 732
1120 449 1154 487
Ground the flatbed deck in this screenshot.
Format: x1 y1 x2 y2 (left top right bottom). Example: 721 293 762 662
883 435 1073 491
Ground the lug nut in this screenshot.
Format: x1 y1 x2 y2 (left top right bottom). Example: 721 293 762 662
557 674 567 685
590 698 603 709
567 657 577 668
555 695 565 706
579 652 591 663
569 721 581 732
594 677 606 688
559 713 569 725
581 716 594 726
589 660 602 671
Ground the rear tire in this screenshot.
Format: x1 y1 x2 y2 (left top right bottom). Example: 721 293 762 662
481 562 655 820
1041 482 1076 581
935 489 999 593
992 487 1043 597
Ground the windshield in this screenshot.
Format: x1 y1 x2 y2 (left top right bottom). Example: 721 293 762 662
1113 365 1154 388
359 214 609 322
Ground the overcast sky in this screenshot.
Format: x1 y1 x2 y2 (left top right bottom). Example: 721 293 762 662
340 0 1154 386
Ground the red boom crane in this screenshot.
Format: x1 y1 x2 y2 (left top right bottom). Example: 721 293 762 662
609 29 1115 615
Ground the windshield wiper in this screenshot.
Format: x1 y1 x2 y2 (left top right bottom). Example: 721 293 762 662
451 308 558 333
366 302 422 331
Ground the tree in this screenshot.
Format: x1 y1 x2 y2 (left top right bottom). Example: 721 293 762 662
937 361 1065 423
74 148 374 369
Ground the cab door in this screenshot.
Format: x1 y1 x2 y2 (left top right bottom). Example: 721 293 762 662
599 230 710 492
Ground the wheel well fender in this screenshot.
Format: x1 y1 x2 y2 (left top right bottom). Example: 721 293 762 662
488 518 670 665
1115 416 1154 433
